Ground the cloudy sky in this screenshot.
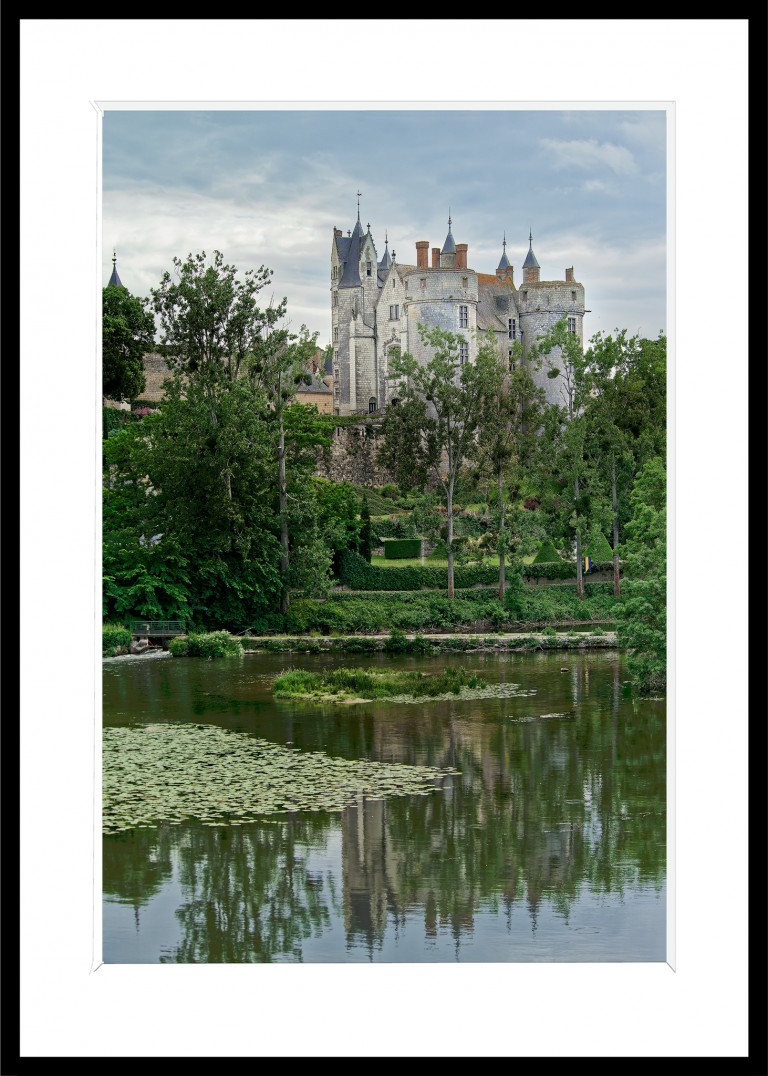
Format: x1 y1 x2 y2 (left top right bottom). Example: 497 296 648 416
102 106 668 349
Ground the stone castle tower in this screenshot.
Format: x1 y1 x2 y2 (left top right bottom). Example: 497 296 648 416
330 204 586 416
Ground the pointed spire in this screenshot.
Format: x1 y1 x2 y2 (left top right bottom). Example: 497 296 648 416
378 230 392 270
107 250 123 287
497 233 511 271
441 211 456 255
523 230 540 269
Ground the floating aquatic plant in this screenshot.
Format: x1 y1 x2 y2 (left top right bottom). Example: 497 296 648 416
272 666 537 704
103 723 461 835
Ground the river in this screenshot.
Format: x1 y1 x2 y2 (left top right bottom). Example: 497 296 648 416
102 647 666 963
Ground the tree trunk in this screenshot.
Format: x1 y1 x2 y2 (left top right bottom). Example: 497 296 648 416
611 453 621 597
497 467 506 601
574 473 584 601
446 477 455 600
278 393 290 616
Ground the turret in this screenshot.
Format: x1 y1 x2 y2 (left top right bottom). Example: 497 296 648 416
107 251 123 288
522 231 540 284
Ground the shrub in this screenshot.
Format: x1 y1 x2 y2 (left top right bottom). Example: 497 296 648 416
181 631 243 659
102 623 131 655
532 540 567 564
382 537 422 559
583 532 614 562
168 636 189 657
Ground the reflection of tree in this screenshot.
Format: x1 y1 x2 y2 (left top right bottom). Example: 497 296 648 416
166 815 338 962
103 826 174 929
104 650 665 958
338 653 665 944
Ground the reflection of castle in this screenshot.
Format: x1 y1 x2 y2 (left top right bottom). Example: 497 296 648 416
331 203 586 416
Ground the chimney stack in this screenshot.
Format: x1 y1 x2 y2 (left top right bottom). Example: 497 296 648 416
432 247 440 268
565 267 574 282
416 241 429 269
456 243 468 270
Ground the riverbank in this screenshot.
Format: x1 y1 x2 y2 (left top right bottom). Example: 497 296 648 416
240 630 618 655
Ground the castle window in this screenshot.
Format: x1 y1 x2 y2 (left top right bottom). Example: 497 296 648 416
568 317 577 334
462 277 468 288
368 397 377 413
508 351 516 372
508 318 516 340
571 291 577 301
420 277 426 290
389 304 399 320
333 327 339 342
522 290 528 300
366 260 372 277
459 305 468 328
333 292 338 307
332 266 337 280
390 397 399 408
459 341 469 365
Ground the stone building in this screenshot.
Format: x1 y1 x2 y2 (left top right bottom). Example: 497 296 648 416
330 206 587 416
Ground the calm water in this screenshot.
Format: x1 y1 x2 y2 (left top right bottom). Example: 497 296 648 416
102 648 666 963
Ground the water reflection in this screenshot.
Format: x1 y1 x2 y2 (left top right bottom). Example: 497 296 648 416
103 650 665 963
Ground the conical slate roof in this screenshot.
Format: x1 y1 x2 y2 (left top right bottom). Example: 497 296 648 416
379 232 392 270
441 214 456 255
497 235 510 270
339 209 364 288
523 232 540 269
107 252 123 287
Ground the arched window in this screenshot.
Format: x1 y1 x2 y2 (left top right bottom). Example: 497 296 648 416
390 397 399 408
368 397 377 413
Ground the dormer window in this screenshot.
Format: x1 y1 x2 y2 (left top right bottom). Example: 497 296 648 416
366 260 372 277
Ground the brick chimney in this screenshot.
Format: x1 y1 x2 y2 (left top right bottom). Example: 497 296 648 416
432 247 440 268
456 243 468 270
565 267 574 282
416 241 429 269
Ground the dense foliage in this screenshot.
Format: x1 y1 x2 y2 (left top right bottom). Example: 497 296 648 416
102 255 665 693
102 283 155 402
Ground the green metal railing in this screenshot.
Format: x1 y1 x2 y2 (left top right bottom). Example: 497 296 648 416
129 620 186 637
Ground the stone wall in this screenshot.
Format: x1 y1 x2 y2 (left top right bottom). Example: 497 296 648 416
315 423 395 486
141 352 173 402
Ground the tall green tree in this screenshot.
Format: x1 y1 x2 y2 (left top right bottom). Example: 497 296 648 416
530 319 599 600
379 326 500 599
474 335 546 600
246 322 320 614
135 375 282 628
581 330 667 597
102 420 192 622
102 284 154 402
148 250 322 617
615 455 666 694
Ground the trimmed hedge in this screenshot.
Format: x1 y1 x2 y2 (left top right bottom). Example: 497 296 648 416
584 532 614 561
339 549 498 590
382 537 422 559
532 540 566 564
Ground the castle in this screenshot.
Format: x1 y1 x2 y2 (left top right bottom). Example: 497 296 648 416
330 205 586 416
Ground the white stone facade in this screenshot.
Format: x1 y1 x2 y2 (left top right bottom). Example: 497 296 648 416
331 213 587 416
